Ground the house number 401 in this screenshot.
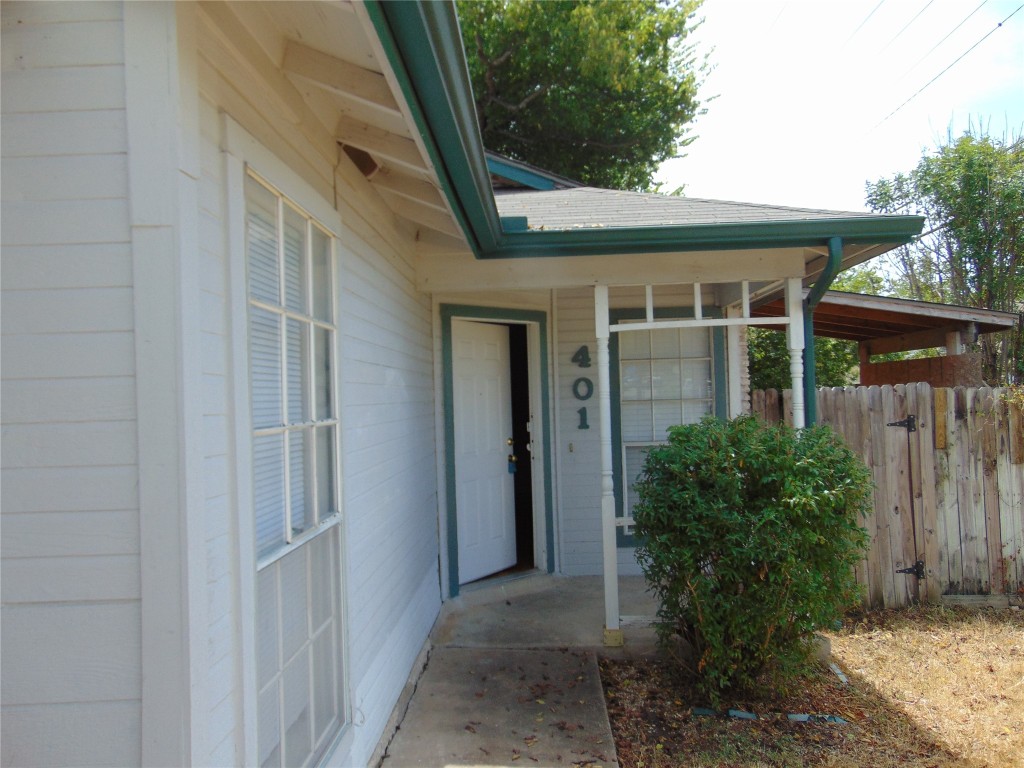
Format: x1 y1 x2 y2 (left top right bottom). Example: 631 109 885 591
572 345 593 430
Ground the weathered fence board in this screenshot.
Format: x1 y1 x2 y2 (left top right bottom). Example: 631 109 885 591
750 383 1024 609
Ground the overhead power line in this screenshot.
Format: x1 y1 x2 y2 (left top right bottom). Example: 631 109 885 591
908 0 990 71
875 3 1024 127
844 0 887 47
879 0 936 54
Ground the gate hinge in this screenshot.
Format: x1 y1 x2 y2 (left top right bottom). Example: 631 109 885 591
896 560 925 579
886 414 917 432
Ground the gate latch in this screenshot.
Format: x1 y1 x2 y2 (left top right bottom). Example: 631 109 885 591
896 560 925 579
886 414 917 432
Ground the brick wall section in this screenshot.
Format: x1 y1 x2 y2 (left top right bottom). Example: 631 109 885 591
860 352 982 387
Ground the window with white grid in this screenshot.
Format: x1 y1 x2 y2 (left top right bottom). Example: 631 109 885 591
246 172 345 768
619 325 713 535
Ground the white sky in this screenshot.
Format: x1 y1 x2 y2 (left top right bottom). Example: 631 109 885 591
656 0 1024 212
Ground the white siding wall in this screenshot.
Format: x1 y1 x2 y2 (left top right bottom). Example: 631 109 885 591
554 287 699 577
0 3 142 767
335 171 441 767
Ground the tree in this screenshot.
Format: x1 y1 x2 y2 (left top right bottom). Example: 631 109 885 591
866 130 1024 384
456 0 705 191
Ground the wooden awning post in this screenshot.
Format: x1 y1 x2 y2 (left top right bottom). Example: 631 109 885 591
595 285 623 646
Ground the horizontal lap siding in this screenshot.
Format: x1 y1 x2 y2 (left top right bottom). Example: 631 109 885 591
0 6 141 766
338 208 441 766
555 289 605 574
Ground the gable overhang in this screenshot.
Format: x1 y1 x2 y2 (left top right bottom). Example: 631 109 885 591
367 0 924 266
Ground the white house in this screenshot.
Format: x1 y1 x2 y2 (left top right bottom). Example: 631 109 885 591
0 2 923 766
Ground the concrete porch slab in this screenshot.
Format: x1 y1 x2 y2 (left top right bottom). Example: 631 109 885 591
381 647 615 768
379 574 662 768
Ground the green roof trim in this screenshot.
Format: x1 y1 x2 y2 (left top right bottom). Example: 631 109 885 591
486 155 558 190
367 1 925 259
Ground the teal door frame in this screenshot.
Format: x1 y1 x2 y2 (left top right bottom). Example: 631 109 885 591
440 304 555 597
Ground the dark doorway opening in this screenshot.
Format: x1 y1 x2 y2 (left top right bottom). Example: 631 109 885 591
508 324 535 571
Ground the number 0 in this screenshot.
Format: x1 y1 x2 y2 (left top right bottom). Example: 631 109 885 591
572 377 593 401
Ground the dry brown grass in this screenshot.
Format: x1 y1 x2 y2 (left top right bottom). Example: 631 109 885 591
600 604 1024 767
826 604 1024 768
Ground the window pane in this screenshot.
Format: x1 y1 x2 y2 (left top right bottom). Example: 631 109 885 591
619 329 650 360
288 431 312 538
653 401 684 437
283 648 312 768
651 360 682 400
681 328 710 357
681 359 712 399
651 328 680 358
258 681 282 768
314 327 333 421
254 434 286 558
257 567 280 689
683 399 713 423
283 205 307 314
624 445 651 512
311 227 331 323
247 179 279 305
312 626 339 746
280 546 309 662
621 401 652 442
251 307 282 429
316 426 336 521
620 361 651 401
310 531 334 631
286 319 308 424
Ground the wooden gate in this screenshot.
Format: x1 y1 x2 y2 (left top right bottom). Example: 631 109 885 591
751 383 1024 609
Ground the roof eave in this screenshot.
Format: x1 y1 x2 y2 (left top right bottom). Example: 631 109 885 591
489 216 925 259
366 1 926 261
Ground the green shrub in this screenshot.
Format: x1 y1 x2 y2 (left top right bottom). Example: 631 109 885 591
633 415 871 705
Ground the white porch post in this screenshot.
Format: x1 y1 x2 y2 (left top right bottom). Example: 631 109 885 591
726 305 743 418
595 285 623 646
785 277 806 429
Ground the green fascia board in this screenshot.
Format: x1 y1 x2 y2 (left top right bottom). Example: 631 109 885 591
485 156 558 191
366 1 502 256
489 216 926 258
368 2 925 259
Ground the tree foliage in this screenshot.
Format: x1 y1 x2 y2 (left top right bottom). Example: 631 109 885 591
866 130 1024 384
747 329 859 392
633 416 870 705
456 0 705 191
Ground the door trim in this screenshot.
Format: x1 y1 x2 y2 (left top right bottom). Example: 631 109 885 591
440 304 554 597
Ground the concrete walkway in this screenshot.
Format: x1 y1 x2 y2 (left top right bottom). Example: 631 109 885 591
380 574 659 768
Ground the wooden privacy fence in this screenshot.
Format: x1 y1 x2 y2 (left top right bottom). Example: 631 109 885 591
751 384 1024 609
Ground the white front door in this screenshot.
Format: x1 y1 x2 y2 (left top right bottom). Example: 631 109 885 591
452 320 517 584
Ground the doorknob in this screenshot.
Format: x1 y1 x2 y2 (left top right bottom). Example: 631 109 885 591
506 437 514 446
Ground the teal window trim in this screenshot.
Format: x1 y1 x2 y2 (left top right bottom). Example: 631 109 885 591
440 305 555 597
610 306 727 548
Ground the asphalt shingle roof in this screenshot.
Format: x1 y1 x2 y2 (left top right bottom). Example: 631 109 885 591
494 187 878 230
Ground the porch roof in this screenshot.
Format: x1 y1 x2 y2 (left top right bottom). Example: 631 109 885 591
366 1 925 264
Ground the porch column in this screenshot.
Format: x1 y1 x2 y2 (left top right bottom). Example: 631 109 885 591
726 305 744 418
595 285 622 646
785 277 806 429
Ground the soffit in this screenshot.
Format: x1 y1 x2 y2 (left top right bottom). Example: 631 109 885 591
202 1 467 245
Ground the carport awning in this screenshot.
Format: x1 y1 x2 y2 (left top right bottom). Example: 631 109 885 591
751 290 1018 354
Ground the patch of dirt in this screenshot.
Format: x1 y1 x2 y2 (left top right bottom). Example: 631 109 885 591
600 605 1022 767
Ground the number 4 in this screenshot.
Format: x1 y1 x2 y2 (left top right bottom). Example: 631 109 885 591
571 345 591 368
